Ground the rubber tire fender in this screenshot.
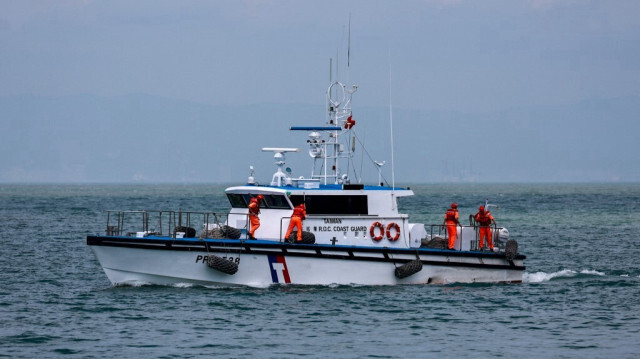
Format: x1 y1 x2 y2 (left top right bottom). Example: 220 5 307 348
504 239 518 261
394 259 423 279
288 231 316 244
207 255 239 275
175 226 196 238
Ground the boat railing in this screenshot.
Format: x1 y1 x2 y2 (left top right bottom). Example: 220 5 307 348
428 223 504 251
278 216 291 242
105 210 231 239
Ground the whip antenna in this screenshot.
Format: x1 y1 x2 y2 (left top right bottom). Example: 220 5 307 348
388 53 396 209
348 14 351 68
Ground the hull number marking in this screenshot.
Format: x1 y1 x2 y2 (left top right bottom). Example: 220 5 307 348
195 255 240 265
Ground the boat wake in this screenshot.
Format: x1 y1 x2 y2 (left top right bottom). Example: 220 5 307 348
524 269 605 283
113 280 153 287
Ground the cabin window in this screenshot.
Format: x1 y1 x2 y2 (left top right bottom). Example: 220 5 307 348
289 195 305 207
263 194 291 209
227 194 247 208
226 193 291 209
290 195 368 215
241 194 254 206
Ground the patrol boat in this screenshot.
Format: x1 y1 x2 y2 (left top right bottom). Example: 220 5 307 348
87 80 525 287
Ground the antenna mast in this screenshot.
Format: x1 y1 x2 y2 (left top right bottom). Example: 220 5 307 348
292 19 358 185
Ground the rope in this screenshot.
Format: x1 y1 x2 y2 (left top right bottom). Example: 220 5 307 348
353 131 390 186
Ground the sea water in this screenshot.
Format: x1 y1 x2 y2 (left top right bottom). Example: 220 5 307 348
0 183 638 358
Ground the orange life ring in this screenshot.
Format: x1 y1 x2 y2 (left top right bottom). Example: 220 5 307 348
386 222 400 241
370 222 385 241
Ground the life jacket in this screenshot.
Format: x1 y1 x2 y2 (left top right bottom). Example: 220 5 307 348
445 208 458 222
248 199 260 215
475 211 492 226
292 205 306 219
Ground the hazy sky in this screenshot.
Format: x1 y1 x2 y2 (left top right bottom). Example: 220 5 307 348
4 0 640 111
2 1 640 183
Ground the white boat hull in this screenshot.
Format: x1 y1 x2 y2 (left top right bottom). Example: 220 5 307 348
89 236 525 287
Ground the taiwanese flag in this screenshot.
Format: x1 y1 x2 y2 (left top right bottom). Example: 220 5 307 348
345 114 356 129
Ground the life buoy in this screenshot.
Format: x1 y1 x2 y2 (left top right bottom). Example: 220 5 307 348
370 222 385 241
386 222 400 241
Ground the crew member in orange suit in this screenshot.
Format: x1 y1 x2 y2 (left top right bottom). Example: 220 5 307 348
475 206 496 251
442 203 461 250
248 194 264 239
285 203 306 242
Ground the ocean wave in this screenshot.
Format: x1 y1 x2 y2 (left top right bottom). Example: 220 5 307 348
173 283 195 288
524 269 605 283
579 269 605 276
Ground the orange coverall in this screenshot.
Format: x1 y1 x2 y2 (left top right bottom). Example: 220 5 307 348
444 208 459 250
285 204 306 241
248 199 260 238
475 210 495 250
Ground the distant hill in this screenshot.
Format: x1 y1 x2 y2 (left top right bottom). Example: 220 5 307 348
1 94 639 183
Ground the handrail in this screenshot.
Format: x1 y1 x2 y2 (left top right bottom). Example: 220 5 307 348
428 223 502 251
279 216 291 243
105 210 230 239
